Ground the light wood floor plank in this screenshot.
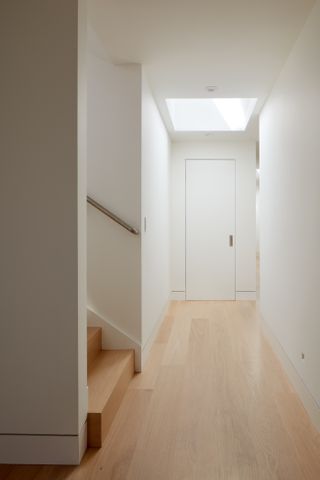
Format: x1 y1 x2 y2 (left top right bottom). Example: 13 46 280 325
70 389 153 480
129 343 166 390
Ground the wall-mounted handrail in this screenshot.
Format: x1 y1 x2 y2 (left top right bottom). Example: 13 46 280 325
87 196 139 235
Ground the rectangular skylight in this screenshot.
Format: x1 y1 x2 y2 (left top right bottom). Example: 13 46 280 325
166 98 257 132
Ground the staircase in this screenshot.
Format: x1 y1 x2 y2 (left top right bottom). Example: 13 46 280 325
87 327 135 447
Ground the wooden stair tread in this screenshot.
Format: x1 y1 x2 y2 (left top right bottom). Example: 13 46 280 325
88 350 134 413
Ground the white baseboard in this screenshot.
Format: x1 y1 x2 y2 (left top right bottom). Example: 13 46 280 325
171 291 186 300
171 291 257 301
236 291 256 300
141 299 171 369
0 433 83 465
261 317 320 433
87 308 142 372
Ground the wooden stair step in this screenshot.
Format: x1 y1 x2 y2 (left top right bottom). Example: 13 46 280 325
87 349 134 448
87 327 102 371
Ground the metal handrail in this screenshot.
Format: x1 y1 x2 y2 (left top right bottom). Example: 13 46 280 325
87 196 139 235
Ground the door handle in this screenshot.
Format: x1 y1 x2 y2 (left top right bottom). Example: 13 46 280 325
229 235 234 247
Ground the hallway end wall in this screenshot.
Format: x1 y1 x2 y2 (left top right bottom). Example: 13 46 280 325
171 141 257 300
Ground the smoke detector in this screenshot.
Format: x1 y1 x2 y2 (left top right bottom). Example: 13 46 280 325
206 86 217 92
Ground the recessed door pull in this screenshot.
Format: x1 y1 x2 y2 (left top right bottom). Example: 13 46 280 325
229 235 234 247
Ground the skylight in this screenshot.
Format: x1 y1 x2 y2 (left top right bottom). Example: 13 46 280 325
166 98 257 132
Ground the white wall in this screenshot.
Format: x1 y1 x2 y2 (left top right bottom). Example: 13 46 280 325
87 31 171 368
77 0 88 457
256 172 260 255
87 28 142 347
260 0 320 410
141 73 171 352
0 0 87 464
171 141 256 299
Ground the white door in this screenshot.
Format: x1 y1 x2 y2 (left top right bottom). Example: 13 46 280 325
186 159 236 300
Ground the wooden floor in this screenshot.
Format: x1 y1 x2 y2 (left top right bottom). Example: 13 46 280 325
2 301 320 479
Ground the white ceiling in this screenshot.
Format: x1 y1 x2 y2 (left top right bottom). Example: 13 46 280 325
89 0 315 141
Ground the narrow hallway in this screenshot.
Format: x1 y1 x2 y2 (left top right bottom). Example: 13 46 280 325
2 301 320 480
